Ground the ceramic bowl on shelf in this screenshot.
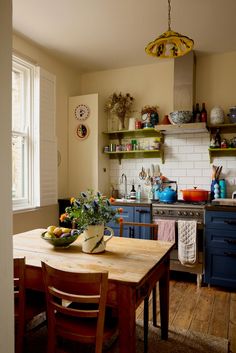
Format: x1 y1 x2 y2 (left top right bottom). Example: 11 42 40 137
169 111 192 124
41 229 81 248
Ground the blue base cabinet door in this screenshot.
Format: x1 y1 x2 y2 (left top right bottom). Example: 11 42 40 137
134 207 151 239
106 205 151 239
106 206 134 237
205 210 236 289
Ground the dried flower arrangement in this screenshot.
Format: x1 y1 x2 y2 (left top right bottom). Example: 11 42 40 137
104 92 134 129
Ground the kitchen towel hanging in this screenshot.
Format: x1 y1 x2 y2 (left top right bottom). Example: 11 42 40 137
153 219 175 242
178 220 197 267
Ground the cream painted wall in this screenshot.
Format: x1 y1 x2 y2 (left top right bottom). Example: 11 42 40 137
12 34 81 231
68 94 99 195
0 1 14 352
196 51 236 116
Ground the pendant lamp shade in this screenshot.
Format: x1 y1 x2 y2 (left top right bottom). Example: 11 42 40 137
145 0 194 59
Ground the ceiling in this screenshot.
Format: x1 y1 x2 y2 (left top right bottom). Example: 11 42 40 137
13 0 236 73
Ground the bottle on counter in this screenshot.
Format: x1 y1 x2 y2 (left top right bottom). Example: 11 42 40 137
130 183 136 199
200 102 207 123
214 128 221 148
136 185 141 200
194 103 201 122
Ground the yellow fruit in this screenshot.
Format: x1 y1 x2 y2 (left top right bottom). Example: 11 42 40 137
53 227 63 237
61 227 71 234
47 225 56 234
44 232 53 239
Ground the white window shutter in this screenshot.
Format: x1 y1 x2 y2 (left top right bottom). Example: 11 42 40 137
39 68 57 206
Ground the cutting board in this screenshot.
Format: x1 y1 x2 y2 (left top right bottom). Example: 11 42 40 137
212 198 236 206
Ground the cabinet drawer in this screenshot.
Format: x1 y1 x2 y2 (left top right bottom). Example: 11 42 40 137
205 211 236 230
205 228 236 249
204 246 236 288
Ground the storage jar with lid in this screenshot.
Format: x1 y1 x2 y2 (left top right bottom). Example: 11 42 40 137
210 106 224 125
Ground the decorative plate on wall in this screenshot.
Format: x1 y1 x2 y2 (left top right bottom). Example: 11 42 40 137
75 123 89 140
74 104 90 121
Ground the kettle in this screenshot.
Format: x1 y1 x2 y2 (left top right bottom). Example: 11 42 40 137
158 181 177 203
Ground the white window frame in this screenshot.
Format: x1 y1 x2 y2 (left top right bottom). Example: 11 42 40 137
12 55 57 212
12 55 39 211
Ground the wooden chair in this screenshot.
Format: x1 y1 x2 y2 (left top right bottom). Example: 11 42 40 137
119 221 158 353
41 261 118 353
14 257 26 353
14 258 47 353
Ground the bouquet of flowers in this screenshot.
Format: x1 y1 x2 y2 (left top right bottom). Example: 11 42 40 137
60 190 123 231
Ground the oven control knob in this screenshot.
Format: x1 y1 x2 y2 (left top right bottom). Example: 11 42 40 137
189 211 194 216
183 211 187 216
196 212 200 217
177 211 182 216
160 210 164 215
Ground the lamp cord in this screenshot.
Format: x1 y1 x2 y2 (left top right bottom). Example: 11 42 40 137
168 0 171 31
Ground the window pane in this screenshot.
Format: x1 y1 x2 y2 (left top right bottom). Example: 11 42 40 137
12 69 26 132
12 134 27 200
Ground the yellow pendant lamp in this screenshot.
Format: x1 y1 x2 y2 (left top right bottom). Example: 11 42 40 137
145 0 194 59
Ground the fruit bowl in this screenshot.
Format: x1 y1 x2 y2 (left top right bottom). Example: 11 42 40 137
41 228 81 248
169 111 192 124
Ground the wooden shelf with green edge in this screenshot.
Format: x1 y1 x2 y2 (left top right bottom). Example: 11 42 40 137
102 128 163 141
208 147 236 163
104 149 164 164
207 123 236 134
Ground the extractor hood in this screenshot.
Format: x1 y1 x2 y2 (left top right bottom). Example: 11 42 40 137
173 51 195 112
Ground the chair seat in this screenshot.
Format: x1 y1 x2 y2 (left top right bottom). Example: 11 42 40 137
55 311 118 343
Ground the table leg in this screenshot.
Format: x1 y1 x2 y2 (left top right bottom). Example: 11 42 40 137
159 258 170 340
117 284 136 353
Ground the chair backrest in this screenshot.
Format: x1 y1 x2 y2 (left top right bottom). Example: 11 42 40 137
41 261 109 352
119 221 158 240
14 257 26 353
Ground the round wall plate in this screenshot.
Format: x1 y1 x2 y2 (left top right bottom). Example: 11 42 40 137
75 123 89 140
74 104 90 121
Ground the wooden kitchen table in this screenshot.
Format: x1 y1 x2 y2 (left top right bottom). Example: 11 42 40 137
13 229 174 353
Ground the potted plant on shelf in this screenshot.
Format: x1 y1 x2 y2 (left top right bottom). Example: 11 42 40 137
104 92 134 130
60 190 123 254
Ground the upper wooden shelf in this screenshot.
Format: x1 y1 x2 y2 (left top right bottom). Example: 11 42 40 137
103 128 162 139
207 123 236 133
155 122 208 135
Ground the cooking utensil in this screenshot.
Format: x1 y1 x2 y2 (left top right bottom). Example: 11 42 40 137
215 166 222 180
145 168 151 186
181 187 209 202
139 166 147 180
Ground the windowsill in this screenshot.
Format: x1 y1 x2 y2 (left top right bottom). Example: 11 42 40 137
13 206 40 214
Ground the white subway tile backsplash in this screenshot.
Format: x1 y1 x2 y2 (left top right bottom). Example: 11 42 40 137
186 153 202 161
179 145 194 153
187 169 202 176
194 161 211 169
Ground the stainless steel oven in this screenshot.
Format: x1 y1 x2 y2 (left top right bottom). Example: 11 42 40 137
152 201 205 286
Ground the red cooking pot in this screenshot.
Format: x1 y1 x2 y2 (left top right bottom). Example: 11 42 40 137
181 187 209 202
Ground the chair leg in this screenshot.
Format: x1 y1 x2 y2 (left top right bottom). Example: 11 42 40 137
152 286 157 327
143 296 149 353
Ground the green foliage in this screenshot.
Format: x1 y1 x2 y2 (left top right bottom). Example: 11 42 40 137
62 190 121 231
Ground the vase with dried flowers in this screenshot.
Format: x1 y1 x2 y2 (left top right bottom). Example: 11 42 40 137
104 92 134 130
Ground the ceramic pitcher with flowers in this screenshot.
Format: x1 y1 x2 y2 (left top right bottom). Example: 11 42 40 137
81 224 114 254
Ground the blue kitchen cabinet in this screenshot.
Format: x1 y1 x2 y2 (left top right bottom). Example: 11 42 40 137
205 209 236 288
107 205 134 237
107 205 151 239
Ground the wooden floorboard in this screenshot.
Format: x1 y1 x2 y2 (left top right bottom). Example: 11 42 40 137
136 274 236 353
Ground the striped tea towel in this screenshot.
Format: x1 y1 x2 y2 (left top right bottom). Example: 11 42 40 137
178 220 197 267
